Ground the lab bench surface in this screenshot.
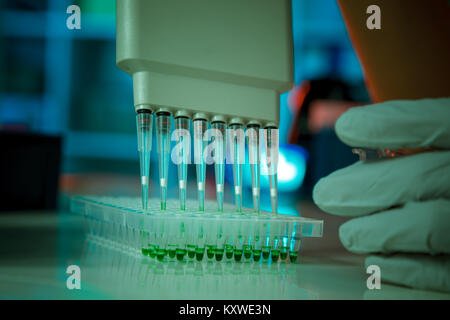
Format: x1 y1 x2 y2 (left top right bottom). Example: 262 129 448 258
0 211 448 300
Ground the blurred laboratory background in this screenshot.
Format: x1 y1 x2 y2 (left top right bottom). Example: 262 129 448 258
0 0 370 214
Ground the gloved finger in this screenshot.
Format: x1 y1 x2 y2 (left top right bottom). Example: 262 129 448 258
338 200 450 255
313 151 450 216
335 98 450 149
365 254 450 293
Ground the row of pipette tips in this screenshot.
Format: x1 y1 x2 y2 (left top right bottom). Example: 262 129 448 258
136 110 279 214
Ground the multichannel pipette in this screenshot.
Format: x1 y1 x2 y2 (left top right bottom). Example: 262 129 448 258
211 121 226 212
265 127 279 214
174 116 190 211
118 0 293 214
230 122 245 212
156 112 171 210
136 110 153 211
247 124 261 212
194 116 208 211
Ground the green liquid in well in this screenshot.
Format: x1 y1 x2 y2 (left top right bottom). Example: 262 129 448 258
195 248 205 261
168 249 176 259
280 247 288 260
234 249 243 262
271 249 280 262
225 245 234 259
206 245 216 259
252 249 261 262
289 252 298 263
262 246 271 260
149 245 158 258
176 248 187 261
156 249 167 262
141 248 149 256
243 245 252 259
187 250 196 259
215 248 224 262
187 244 197 259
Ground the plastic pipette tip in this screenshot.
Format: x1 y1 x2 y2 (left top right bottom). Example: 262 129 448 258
198 195 205 211
180 197 186 210
179 190 186 210
160 183 167 211
141 179 149 211
216 189 223 212
178 180 186 210
197 182 205 211
270 195 278 215
136 112 152 211
252 194 260 213
234 186 242 212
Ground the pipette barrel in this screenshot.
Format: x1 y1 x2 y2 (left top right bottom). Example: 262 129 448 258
175 116 190 211
265 127 279 215
211 121 226 212
136 110 153 210
194 118 207 211
156 112 171 210
230 123 245 212
247 124 261 213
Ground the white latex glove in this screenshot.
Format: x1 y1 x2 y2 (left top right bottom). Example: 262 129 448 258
313 98 450 292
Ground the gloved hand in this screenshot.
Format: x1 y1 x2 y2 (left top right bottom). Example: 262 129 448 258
313 98 450 292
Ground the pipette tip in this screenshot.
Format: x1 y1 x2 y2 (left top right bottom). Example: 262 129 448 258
270 188 278 215
160 180 167 211
141 177 149 211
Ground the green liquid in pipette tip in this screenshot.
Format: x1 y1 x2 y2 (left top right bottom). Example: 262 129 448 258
252 249 261 262
141 247 149 256
215 248 224 262
195 248 205 261
234 249 243 262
